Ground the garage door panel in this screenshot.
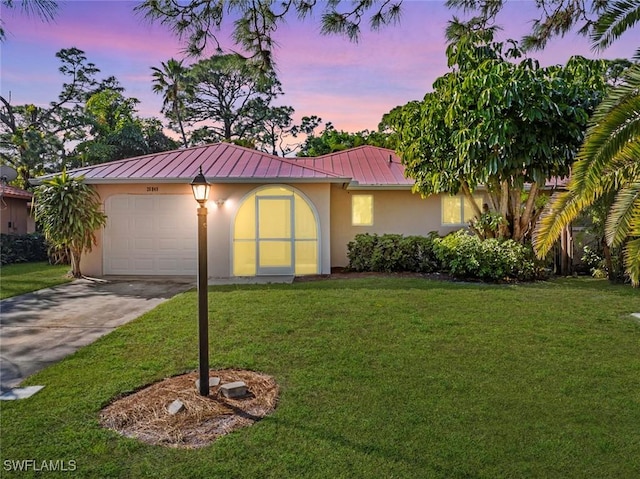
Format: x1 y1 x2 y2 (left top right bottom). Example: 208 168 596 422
134 216 154 231
110 196 131 211
134 238 154 251
158 238 181 250
133 258 155 273
109 258 131 271
105 195 198 275
134 196 156 211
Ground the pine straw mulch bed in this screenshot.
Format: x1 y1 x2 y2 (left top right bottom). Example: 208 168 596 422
100 369 278 449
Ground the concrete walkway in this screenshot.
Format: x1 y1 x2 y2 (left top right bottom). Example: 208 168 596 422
0 275 294 393
0 278 192 392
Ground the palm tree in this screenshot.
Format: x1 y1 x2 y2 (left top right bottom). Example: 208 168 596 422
533 64 640 285
151 58 190 148
534 1 640 285
33 170 107 278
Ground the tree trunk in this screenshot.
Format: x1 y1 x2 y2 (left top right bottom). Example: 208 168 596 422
602 239 614 282
461 181 482 218
174 105 189 148
70 248 82 278
510 187 522 241
518 182 539 243
498 181 510 239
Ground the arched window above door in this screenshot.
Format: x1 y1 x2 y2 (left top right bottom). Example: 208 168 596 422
233 186 319 276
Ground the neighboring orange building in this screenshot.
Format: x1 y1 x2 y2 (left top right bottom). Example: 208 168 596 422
0 185 35 235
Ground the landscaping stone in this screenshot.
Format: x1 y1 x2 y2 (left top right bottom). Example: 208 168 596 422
194 377 221 390
0 385 44 401
219 381 247 398
167 399 185 415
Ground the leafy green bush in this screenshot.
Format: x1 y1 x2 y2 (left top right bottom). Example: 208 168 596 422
347 233 439 273
347 231 540 282
432 230 538 281
346 233 379 272
398 234 440 273
0 233 49 265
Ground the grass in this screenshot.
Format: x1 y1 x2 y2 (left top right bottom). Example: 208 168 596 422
0 262 72 299
1 277 639 478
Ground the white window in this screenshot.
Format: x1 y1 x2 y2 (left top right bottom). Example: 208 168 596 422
352 195 373 226
442 194 483 225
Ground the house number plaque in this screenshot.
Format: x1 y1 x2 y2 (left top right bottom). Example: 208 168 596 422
146 187 159 192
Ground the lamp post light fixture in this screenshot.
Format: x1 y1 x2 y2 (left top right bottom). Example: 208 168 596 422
191 166 211 396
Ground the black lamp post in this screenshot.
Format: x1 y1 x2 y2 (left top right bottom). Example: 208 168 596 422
191 166 211 396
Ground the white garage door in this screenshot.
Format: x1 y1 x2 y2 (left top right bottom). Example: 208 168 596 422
104 195 197 275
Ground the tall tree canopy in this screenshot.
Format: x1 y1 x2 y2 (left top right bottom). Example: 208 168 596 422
184 53 281 144
296 121 396 157
1 48 178 186
137 0 638 72
0 48 100 187
446 0 640 59
136 0 402 71
150 53 313 153
390 32 607 243
71 88 178 166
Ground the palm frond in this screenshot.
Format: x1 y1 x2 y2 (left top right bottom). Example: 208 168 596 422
606 182 640 247
533 190 593 258
624 237 640 286
591 0 640 60
571 65 640 194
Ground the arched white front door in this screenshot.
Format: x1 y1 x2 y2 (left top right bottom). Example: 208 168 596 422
233 186 319 276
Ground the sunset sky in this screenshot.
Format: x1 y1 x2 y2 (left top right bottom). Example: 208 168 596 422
2 1 639 134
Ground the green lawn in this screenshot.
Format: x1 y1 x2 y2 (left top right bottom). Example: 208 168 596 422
1 277 639 478
0 262 72 299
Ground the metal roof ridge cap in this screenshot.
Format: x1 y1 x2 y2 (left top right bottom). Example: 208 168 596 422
279 156 346 178
311 145 397 160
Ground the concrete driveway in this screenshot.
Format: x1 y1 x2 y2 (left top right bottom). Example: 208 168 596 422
0 278 192 392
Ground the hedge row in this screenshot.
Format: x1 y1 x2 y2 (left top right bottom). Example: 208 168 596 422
347 231 542 282
0 233 49 265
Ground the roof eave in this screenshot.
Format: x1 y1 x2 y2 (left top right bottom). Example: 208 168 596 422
31 176 352 186
345 184 414 191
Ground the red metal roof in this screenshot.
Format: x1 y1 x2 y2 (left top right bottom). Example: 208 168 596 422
1 184 33 200
33 143 570 191
37 143 348 184
294 146 413 188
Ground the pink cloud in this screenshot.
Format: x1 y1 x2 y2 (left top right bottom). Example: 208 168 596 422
4 0 640 138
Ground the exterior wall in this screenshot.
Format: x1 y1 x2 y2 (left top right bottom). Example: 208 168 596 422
84 182 332 278
0 198 33 235
329 186 469 268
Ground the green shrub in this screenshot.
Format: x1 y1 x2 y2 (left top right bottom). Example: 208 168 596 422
347 233 379 272
398 234 440 273
0 233 49 265
347 233 439 273
370 234 404 272
347 231 540 282
432 230 538 281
